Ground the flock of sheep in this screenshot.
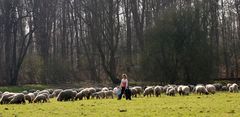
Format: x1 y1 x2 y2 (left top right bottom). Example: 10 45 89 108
0 83 238 104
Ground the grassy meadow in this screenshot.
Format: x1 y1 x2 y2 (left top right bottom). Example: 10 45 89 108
0 92 240 117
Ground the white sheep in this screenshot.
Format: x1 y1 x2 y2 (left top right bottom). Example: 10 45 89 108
206 84 216 94
154 86 163 97
9 93 25 104
229 83 238 93
178 85 190 96
143 87 154 97
195 85 209 95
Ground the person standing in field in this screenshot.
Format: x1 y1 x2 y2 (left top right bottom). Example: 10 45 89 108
118 74 128 100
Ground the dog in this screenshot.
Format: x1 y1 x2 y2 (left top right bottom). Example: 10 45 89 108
125 88 132 100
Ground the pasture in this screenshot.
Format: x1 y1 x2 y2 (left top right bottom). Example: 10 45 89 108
0 92 240 117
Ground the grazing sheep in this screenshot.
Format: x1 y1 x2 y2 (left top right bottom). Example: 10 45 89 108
79 88 91 99
221 86 228 91
143 87 154 97
9 93 25 104
206 84 216 94
57 89 77 101
33 94 48 103
130 88 138 97
98 91 106 99
38 90 50 96
227 83 232 88
22 91 28 95
90 92 101 99
167 88 176 96
154 86 163 97
178 86 190 96
48 94 54 98
104 90 114 99
0 93 15 104
101 87 109 92
132 86 143 97
88 87 96 98
229 83 238 93
52 89 63 97
75 92 84 100
24 93 35 103
195 85 209 95
47 89 54 94
213 83 223 91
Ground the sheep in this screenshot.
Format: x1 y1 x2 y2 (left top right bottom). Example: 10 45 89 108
75 92 84 100
47 89 54 94
90 92 101 99
79 88 91 99
213 83 223 91
154 86 163 97
206 84 216 94
101 87 109 92
143 87 154 97
104 90 114 99
9 93 25 104
229 83 238 93
130 88 138 97
57 89 77 101
0 93 15 104
132 86 143 96
24 93 35 103
33 94 48 103
88 87 96 98
195 85 209 95
167 88 176 96
221 86 228 91
38 90 50 96
98 91 106 99
52 89 63 97
177 85 190 96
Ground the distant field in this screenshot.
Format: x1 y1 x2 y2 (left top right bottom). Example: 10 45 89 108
0 92 240 117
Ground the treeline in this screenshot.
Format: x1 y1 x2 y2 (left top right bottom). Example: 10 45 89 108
0 0 239 85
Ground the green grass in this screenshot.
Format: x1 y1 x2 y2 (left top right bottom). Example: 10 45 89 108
0 84 50 93
0 92 240 117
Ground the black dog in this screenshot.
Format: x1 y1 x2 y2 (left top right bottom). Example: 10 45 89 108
125 88 132 100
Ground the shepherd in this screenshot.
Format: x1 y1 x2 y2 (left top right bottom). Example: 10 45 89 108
118 74 128 100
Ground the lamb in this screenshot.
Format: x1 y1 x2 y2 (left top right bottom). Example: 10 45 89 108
104 90 114 99
33 94 48 103
177 85 190 96
154 86 163 97
195 85 209 95
9 93 25 104
206 84 216 94
143 87 154 97
24 93 35 103
57 89 77 101
229 83 238 93
0 92 15 104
